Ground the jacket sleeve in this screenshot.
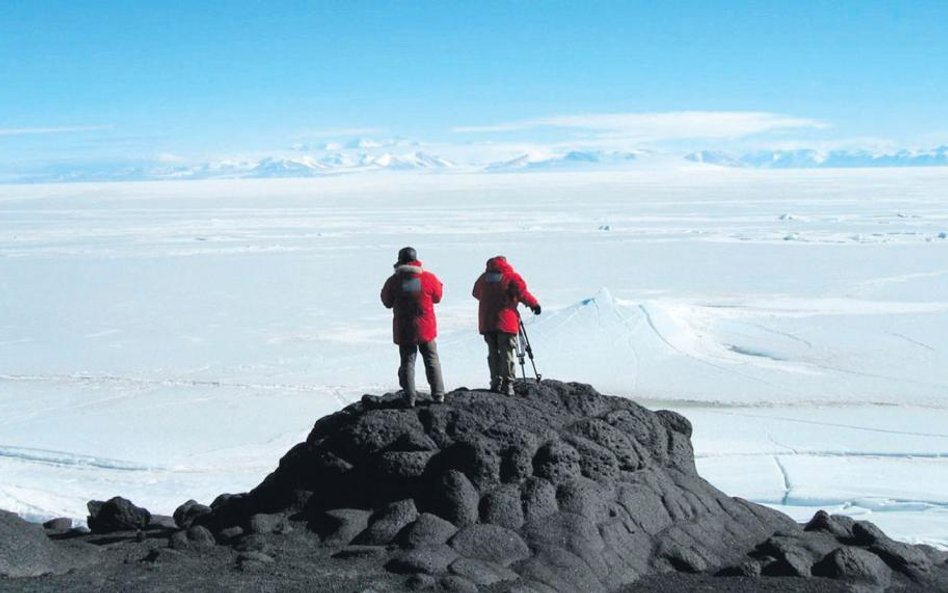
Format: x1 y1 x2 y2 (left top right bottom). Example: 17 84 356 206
472 275 483 300
427 272 443 304
380 275 395 309
509 273 539 308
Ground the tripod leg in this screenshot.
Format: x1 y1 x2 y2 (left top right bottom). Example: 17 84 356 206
519 319 541 381
529 356 541 381
517 330 527 380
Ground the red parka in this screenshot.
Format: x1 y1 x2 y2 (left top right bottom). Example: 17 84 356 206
472 256 539 335
381 260 443 345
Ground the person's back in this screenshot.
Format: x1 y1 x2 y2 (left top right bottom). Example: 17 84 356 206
473 256 539 334
381 247 445 407
472 256 540 394
382 260 441 345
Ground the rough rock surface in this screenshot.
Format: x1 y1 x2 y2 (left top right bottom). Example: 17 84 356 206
1 381 946 592
0 511 96 578
87 497 151 534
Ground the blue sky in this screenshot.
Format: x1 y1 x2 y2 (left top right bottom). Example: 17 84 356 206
1 1 946 169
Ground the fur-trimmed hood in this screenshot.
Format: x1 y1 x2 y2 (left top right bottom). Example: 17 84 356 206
394 260 423 274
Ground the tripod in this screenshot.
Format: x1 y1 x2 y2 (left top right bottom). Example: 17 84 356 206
515 313 542 382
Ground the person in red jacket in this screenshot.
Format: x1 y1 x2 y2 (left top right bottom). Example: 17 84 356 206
472 256 541 395
381 246 445 407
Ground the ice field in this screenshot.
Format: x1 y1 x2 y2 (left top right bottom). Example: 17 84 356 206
1 166 946 547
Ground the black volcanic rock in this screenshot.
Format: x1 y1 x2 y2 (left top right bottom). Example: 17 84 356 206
813 547 892 587
173 499 211 529
87 497 151 534
395 512 458 548
2 380 947 593
191 379 866 592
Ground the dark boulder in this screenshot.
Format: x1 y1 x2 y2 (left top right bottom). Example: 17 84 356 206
869 539 934 581
353 499 418 545
852 520 887 546
86 497 151 533
520 477 558 522
185 525 216 548
812 547 892 587
804 510 856 539
532 440 582 485
173 499 211 529
427 470 479 527
479 484 524 529
396 513 458 548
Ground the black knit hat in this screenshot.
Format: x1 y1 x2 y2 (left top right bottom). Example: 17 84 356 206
397 246 417 264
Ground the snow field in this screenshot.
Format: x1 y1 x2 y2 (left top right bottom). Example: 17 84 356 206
1 167 946 546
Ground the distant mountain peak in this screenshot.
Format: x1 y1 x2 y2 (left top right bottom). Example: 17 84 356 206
686 147 948 169
485 149 643 172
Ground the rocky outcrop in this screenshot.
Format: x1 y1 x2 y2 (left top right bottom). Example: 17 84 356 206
181 380 944 592
2 380 946 592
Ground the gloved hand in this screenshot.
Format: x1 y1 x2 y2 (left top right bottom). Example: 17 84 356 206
531 304 541 315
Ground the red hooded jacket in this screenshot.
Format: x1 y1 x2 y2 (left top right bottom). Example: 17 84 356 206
381 260 443 345
472 256 539 335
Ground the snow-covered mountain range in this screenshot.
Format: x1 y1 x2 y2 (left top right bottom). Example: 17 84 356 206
485 150 644 171
244 151 454 177
8 145 948 183
16 151 457 183
686 146 948 169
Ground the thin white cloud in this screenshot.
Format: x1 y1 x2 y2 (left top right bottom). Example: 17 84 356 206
453 111 827 141
0 125 111 137
756 136 901 153
294 127 384 139
155 152 188 164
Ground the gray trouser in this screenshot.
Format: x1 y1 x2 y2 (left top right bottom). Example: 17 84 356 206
398 340 445 397
484 332 517 385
